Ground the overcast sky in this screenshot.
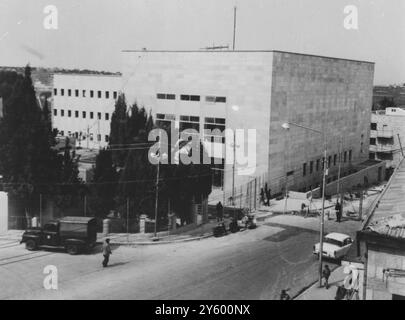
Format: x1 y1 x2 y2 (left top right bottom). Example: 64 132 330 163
0 0 404 84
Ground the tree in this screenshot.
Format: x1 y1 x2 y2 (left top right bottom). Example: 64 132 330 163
0 65 64 214
378 96 396 110
109 93 129 167
88 148 118 217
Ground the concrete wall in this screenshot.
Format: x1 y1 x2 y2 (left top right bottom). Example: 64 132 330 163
0 192 8 234
52 74 122 149
268 52 375 194
121 50 274 192
370 111 405 168
366 247 405 300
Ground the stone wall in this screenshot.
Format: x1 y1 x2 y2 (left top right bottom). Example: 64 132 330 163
366 246 405 300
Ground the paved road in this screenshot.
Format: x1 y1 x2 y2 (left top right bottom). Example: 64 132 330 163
0 215 361 300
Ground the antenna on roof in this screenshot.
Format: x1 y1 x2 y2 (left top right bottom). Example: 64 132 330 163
201 45 229 50
233 6 237 50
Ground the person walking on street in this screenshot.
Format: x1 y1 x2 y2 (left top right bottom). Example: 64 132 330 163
260 188 265 206
266 188 271 206
335 200 342 223
323 265 331 289
102 238 112 267
216 201 224 222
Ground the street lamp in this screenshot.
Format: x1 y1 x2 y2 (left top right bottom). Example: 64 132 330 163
150 148 168 239
281 121 327 288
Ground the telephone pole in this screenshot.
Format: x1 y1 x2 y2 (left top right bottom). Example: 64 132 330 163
232 6 237 50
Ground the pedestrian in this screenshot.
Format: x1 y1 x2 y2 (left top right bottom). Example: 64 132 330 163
322 265 331 289
102 238 112 268
335 200 342 223
280 289 291 300
260 188 265 206
216 201 224 222
266 188 271 206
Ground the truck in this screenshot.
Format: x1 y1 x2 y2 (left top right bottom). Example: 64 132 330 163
20 216 97 255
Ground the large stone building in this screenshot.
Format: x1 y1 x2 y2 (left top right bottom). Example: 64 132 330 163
121 50 376 197
52 73 122 149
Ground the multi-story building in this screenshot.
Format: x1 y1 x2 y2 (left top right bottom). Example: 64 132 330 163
121 50 376 196
373 85 405 109
52 73 122 149
369 107 405 168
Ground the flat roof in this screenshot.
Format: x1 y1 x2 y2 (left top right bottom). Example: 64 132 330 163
121 49 375 64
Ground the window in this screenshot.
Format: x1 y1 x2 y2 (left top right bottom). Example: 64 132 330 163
75 111 79 118
349 150 352 161
61 109 65 117
90 90 94 98
54 88 57 96
322 157 325 170
98 91 102 98
105 113 109 121
333 154 337 166
90 133 93 141
82 90 86 97
179 115 200 132
68 110 72 117
53 109 57 116
344 151 347 163
105 135 109 142
204 117 226 143
82 111 86 119
180 94 200 101
309 161 313 174
75 132 78 139
97 134 101 142
328 156 332 168
98 112 101 120
105 91 109 99
113 91 117 99
370 138 376 145
157 93 176 100
61 89 64 96
75 89 79 97
303 163 307 176
370 123 377 130
205 96 227 103
90 112 94 119
68 89 72 96
156 113 176 129
316 159 320 171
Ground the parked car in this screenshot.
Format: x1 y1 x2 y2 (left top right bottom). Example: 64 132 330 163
20 216 97 255
313 232 353 260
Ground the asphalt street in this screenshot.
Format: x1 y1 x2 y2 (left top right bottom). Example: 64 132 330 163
0 214 360 300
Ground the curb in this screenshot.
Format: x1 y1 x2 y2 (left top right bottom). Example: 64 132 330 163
97 233 213 246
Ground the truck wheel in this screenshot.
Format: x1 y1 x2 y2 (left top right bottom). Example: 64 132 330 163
25 240 37 251
66 244 79 255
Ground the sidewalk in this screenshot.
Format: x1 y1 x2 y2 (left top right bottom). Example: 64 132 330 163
295 266 346 300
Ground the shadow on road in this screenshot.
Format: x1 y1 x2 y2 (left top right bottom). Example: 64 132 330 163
263 222 318 242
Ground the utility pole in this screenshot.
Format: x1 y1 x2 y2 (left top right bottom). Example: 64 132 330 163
358 188 363 221
318 146 327 287
86 125 90 149
336 138 342 197
39 194 42 227
397 134 404 158
84 195 87 216
232 131 236 205
127 198 130 241
232 6 237 50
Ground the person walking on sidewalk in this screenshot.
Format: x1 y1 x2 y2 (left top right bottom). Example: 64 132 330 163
322 265 331 289
260 188 265 206
280 289 291 300
216 201 224 222
335 200 342 223
102 238 112 267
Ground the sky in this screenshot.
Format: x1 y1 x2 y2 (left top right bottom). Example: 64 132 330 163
0 0 404 84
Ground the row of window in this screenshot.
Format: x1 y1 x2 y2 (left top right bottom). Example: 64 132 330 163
60 130 109 143
302 150 352 177
54 88 118 99
156 93 226 103
53 109 110 121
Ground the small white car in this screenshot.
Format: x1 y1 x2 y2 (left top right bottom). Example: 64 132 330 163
313 232 353 260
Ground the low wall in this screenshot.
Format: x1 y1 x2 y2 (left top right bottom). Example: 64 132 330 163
312 162 385 198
